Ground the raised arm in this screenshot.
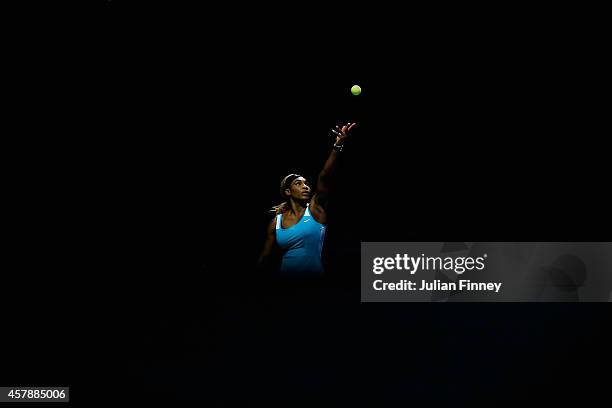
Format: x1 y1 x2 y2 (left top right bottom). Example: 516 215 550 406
311 122 356 211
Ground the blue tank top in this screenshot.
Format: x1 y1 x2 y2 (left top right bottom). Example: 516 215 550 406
275 204 326 276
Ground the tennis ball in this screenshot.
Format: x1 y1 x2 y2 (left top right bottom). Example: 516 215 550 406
351 84 361 96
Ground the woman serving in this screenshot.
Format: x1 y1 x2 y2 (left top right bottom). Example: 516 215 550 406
257 122 357 276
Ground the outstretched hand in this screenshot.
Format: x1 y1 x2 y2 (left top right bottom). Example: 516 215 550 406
331 122 357 144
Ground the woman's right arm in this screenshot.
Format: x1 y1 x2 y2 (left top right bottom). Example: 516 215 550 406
257 217 277 270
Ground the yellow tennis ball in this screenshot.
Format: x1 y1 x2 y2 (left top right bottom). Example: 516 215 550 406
351 84 361 96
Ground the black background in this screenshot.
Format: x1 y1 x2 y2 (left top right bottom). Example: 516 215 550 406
4 4 610 406
105 5 610 406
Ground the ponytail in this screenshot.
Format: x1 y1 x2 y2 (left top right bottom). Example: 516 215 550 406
270 201 289 215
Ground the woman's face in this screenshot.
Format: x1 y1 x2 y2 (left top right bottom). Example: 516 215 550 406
285 177 311 201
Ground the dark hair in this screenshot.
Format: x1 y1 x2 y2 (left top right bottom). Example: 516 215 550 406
271 173 302 214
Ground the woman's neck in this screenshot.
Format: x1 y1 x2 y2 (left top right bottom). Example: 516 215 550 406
287 199 307 215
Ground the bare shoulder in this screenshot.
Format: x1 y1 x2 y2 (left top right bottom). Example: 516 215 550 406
309 195 327 224
267 215 277 234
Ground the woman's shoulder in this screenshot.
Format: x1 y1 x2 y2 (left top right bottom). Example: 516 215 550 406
267 215 277 233
308 202 327 225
